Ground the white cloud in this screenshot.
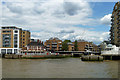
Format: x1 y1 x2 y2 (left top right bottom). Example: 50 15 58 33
100 14 112 26
1 0 110 44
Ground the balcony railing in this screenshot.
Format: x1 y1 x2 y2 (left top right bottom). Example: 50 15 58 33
5 39 10 41
52 45 57 47
111 23 114 25
117 17 120 20
59 45 62 47
111 18 114 21
111 15 114 18
46 45 50 47
52 42 57 44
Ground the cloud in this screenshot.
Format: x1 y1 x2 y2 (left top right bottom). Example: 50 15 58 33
59 30 75 33
100 14 112 26
1 0 110 44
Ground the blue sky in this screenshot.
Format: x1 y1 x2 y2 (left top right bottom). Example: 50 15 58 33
1 0 117 44
76 2 115 32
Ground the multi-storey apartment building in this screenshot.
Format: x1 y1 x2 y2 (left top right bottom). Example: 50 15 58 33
22 30 30 49
44 37 62 51
0 26 30 54
110 2 120 46
72 40 100 52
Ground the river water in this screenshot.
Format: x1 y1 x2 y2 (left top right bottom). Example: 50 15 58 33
1 58 119 78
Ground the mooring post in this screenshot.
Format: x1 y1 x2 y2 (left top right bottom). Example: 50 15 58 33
110 56 112 60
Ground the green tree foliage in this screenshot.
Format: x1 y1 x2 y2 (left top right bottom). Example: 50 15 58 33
62 40 71 51
74 40 78 51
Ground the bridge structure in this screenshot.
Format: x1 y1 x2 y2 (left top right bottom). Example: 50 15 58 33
55 51 84 54
55 51 101 57
55 51 100 54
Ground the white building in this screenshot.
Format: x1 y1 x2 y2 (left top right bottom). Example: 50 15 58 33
0 26 30 54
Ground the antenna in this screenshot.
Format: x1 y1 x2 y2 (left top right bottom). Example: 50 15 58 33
78 29 86 41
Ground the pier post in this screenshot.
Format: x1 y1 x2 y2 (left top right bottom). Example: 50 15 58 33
110 56 112 60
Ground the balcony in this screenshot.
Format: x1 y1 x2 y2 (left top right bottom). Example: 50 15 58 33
111 23 114 25
47 48 50 50
14 43 18 44
118 17 120 20
46 45 50 47
52 45 57 47
5 43 10 45
52 42 57 44
14 39 18 41
111 18 114 21
59 45 62 47
111 15 114 18
117 12 120 16
118 8 120 10
118 22 120 25
5 36 10 38
117 26 120 30
46 46 50 48
5 39 10 41
89 47 93 49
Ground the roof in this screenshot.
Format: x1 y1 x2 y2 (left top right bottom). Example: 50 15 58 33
27 42 44 46
49 37 60 40
77 39 86 42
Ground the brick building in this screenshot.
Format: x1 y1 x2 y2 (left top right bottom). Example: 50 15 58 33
68 40 100 52
44 37 62 51
21 39 45 53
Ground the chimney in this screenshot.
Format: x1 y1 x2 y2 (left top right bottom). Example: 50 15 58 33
37 39 39 43
40 40 41 43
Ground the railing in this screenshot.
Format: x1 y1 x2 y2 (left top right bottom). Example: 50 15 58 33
52 45 57 47
52 43 57 44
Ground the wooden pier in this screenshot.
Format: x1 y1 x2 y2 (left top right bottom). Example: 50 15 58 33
101 54 120 60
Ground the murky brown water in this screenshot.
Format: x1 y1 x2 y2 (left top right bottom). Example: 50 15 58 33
1 58 119 78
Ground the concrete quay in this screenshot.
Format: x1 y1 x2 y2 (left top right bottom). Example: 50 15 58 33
81 55 103 61
101 54 120 60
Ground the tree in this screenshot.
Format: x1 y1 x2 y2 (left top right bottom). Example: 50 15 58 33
74 40 78 51
62 40 71 51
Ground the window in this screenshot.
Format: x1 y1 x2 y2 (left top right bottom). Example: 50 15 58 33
1 49 6 54
7 49 12 54
14 41 17 43
2 30 11 33
15 30 18 33
14 37 17 39
14 34 18 36
14 49 18 54
14 45 17 48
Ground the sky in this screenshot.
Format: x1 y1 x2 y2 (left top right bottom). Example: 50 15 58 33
0 0 117 44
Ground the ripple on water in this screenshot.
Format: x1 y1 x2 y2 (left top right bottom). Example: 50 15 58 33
2 58 119 78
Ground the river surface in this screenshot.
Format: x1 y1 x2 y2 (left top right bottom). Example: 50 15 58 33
1 58 120 78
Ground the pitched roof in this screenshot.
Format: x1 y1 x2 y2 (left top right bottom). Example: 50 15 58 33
27 42 44 46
